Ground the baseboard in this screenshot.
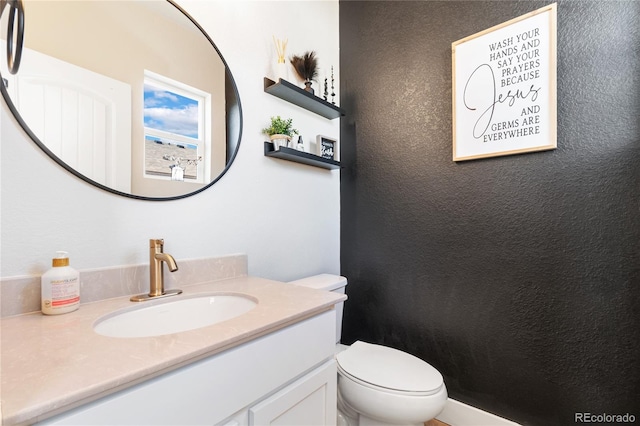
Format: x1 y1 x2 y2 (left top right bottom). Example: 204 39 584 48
436 398 521 426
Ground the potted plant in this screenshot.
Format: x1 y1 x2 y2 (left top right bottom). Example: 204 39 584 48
262 116 298 149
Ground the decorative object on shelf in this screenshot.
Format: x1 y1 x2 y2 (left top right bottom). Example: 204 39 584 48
316 135 338 161
262 115 298 150
323 78 328 101
296 136 305 152
290 51 318 94
272 35 289 81
330 66 336 105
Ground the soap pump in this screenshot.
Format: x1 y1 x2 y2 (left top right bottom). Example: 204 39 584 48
41 251 80 315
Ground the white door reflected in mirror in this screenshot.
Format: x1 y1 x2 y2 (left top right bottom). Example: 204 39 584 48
4 48 132 193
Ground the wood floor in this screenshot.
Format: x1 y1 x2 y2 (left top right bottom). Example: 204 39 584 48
425 420 450 426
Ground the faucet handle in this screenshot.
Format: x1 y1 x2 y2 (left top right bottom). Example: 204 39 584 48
150 239 164 248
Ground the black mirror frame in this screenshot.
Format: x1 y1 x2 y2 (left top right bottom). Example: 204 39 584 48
0 0 243 201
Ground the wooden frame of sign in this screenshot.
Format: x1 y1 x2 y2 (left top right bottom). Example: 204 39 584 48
452 3 557 161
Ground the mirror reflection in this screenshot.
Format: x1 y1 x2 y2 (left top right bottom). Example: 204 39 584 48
0 0 242 200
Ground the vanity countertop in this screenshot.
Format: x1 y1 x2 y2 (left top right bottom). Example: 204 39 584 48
0 276 346 425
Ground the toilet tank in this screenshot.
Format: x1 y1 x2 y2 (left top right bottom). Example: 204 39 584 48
288 274 347 344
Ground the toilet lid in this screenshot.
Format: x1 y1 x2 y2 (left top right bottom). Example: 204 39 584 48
336 341 443 394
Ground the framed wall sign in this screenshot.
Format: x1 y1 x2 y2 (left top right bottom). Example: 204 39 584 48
317 135 339 160
452 3 557 161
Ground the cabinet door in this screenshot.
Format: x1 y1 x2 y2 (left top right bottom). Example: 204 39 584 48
250 360 337 426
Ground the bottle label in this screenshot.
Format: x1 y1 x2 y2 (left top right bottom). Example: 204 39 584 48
48 277 79 308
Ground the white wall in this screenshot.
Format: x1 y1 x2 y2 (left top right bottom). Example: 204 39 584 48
0 1 340 282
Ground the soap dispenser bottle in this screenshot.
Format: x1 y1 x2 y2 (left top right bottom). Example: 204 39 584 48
41 251 80 315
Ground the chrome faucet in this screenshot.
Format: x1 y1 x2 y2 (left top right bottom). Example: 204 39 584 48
131 239 182 302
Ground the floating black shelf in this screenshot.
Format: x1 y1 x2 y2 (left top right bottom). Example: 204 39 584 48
263 77 345 120
264 142 340 170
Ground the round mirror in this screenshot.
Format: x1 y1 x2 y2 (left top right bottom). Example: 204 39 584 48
0 0 242 200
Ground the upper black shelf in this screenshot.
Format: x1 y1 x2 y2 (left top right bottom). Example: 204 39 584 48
263 77 345 120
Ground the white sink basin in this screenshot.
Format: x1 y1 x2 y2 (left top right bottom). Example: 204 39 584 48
94 293 258 338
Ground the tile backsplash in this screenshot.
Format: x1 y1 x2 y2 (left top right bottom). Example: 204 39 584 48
1 254 248 317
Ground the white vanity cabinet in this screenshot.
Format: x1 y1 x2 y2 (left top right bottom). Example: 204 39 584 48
38 310 337 426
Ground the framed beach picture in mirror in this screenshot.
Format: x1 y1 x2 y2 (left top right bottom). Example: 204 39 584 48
452 3 557 162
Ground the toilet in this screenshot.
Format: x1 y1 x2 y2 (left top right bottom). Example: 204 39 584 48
289 274 447 426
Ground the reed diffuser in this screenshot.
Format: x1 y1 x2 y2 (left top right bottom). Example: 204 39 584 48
273 36 289 81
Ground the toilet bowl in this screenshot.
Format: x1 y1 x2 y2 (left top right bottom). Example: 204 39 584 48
336 340 447 426
289 274 447 426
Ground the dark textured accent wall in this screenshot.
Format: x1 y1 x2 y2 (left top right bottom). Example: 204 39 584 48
339 1 640 425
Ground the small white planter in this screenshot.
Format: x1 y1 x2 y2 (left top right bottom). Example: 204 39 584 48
270 134 292 150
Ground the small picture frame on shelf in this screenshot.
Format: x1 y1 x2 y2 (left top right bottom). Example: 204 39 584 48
316 135 339 161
